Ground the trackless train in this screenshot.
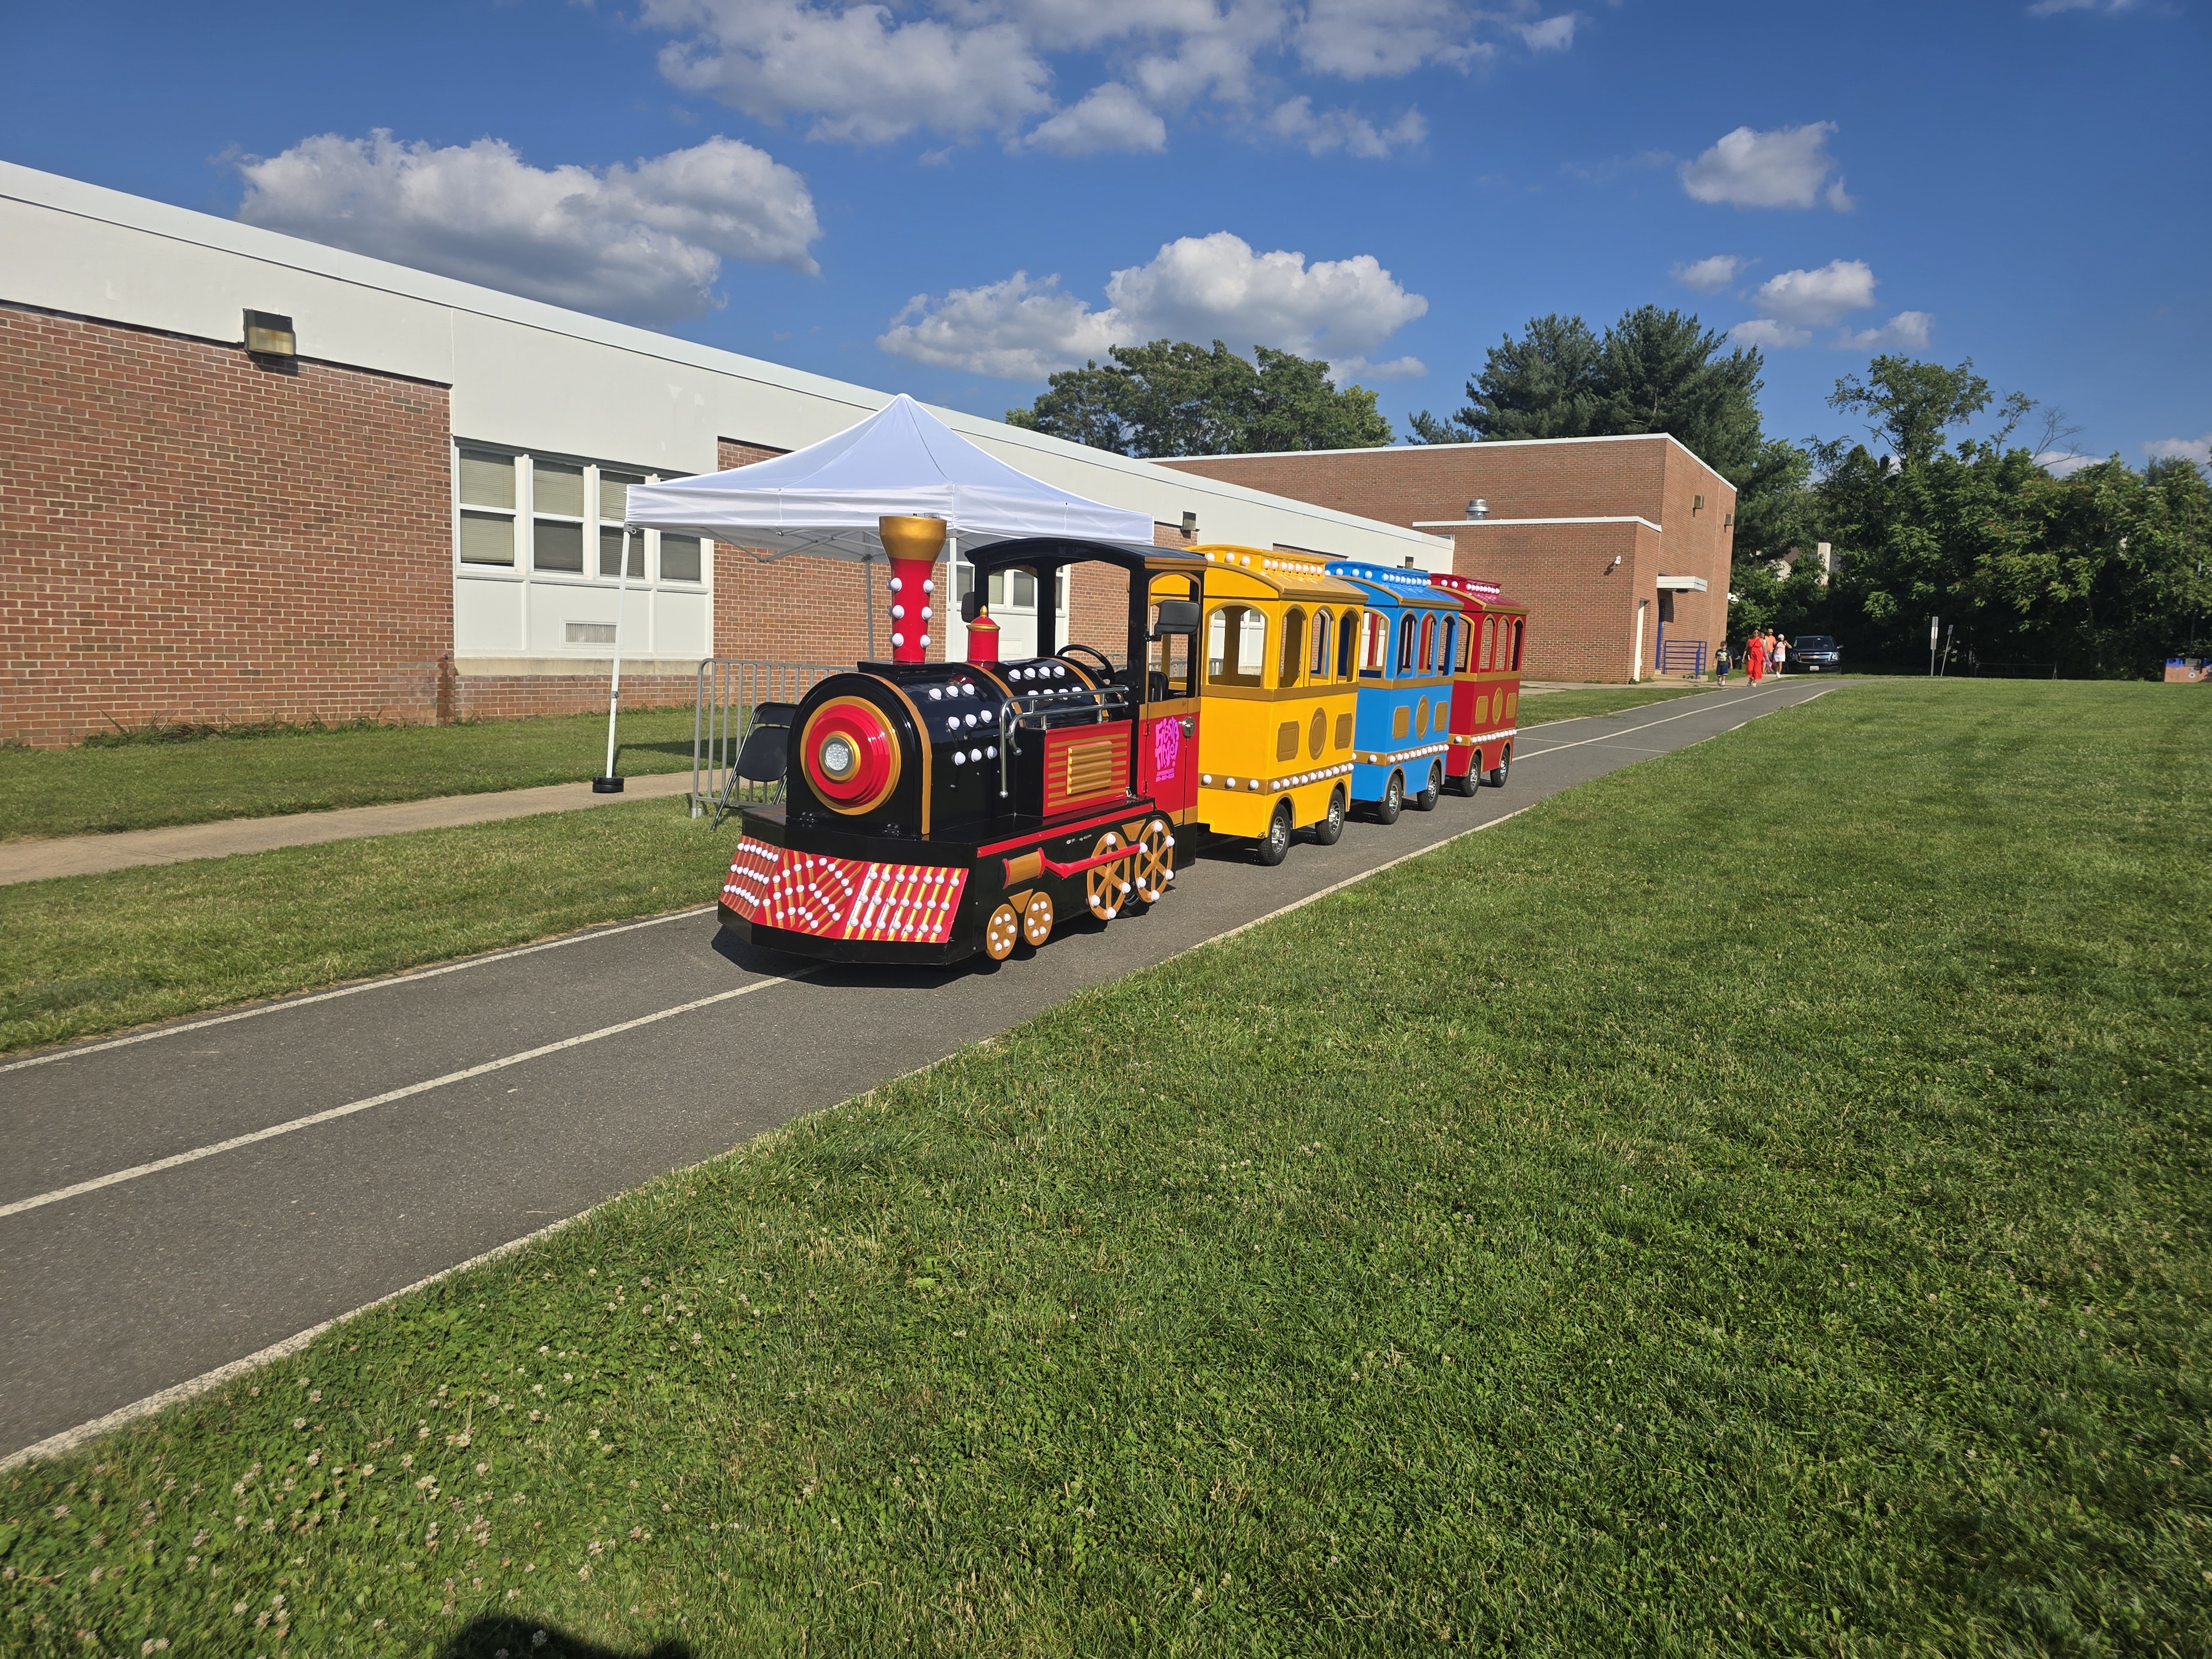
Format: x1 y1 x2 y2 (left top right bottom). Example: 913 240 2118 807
717 518 1525 966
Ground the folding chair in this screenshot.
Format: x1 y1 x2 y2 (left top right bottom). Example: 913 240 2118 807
713 701 798 828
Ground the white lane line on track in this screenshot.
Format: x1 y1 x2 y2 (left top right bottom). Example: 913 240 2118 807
0 968 813 1222
0 681 1837 1468
0 905 716 1076
1516 683 1801 759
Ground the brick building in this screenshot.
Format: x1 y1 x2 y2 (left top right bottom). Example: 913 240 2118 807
2 162 1450 748
1160 434 1738 682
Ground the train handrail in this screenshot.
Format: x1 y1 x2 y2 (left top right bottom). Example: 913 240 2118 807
996 684 1131 799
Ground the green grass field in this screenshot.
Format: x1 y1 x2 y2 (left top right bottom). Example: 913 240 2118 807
5 685 1697 846
0 680 1715 1056
4 680 2206 1657
0 707 703 841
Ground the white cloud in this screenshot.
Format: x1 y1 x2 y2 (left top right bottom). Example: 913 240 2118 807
644 0 1054 145
1672 253 1744 293
1751 258 1877 326
1729 319 1811 349
2145 433 2212 466
1020 83 1168 155
1679 122 1853 210
234 129 821 324
643 0 1567 154
1262 97 1427 158
2037 450 2100 477
878 230 1428 379
1518 13 1578 51
1294 0 1486 77
2028 0 2141 14
1834 310 1934 351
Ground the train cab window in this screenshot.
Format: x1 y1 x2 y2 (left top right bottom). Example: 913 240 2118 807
1396 614 1418 675
1340 611 1360 681
1149 627 1193 701
1360 611 1389 677
1511 619 1525 670
1206 604 1267 687
1279 608 1306 688
1311 609 1333 679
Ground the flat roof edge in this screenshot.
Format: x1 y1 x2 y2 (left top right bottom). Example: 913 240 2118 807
1157 429 1739 491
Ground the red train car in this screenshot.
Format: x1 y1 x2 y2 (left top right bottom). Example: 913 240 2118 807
1431 573 1527 792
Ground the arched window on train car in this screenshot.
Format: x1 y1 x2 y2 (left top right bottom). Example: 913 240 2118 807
1207 604 1268 687
1455 615 1472 672
1361 612 1389 677
1511 618 1525 670
1482 615 1498 670
1311 609 1332 679
1418 613 1435 675
1439 617 1457 676
1279 608 1306 688
1396 614 1418 675
1338 609 1358 681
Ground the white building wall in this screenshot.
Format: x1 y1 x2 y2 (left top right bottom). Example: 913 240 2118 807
1 161 1451 670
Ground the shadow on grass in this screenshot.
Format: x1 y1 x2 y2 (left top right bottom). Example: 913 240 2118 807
436 1615 692 1659
613 739 701 767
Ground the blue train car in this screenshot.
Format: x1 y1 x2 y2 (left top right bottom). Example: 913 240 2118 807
1323 561 1462 823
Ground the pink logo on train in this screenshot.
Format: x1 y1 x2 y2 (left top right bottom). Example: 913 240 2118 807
1152 716 1180 781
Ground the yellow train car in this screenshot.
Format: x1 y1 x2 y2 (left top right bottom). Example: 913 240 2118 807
1185 545 1368 864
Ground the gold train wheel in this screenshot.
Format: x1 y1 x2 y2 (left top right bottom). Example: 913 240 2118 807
1130 816 1175 904
1021 889 1055 947
1084 830 1130 921
984 901 1021 961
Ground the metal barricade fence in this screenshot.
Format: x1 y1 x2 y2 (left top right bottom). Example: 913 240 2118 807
1658 638 1708 677
691 659 842 822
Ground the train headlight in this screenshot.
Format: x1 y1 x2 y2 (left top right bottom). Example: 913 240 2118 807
800 697 902 815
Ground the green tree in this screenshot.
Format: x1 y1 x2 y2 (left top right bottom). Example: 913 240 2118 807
1005 339 1391 457
1413 307 1765 483
1825 354 2032 468
1732 436 1821 559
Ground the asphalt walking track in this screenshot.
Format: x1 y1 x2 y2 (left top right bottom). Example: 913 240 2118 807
0 677 1841 1464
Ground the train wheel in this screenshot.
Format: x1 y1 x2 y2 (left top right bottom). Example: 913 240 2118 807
1373 769 1404 825
1084 830 1131 921
1021 890 1055 947
1131 817 1176 903
1312 785 1346 846
1486 745 1511 789
1414 759 1443 812
984 902 1021 961
1450 754 1479 796
1256 800 1293 867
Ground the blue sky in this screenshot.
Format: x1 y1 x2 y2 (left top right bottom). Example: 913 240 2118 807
6 0 2205 469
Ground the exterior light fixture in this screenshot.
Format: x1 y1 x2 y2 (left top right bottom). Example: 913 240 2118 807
1181 510 1199 539
1693 494 1705 513
243 310 296 357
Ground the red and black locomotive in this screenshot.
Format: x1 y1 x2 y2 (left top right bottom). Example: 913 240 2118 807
718 517 1206 964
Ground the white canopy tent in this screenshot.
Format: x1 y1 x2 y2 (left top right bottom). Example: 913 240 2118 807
595 394 1157 789
620 393 1155 559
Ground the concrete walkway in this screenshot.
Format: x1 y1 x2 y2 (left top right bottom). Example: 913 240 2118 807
0 770 700 886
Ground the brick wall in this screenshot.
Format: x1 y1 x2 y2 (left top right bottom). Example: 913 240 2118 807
1161 438 1738 682
2 303 453 747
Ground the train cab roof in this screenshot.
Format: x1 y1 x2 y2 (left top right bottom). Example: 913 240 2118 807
1431 571 1526 615
1324 560 1462 614
1192 544 1367 606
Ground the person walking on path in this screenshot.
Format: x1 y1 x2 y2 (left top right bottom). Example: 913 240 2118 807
1714 643 1731 684
1744 632 1766 686
1771 633 1789 675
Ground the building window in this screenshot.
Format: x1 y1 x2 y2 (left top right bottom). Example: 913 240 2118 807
458 450 517 565
452 441 711 662
533 460 587 573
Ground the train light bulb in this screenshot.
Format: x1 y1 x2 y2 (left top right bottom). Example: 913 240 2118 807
892 632 905 648
920 607 932 619
922 579 935 593
920 635 930 649
891 604 905 620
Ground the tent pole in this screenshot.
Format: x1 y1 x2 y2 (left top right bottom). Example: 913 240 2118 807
594 528 632 792
865 549 876 660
